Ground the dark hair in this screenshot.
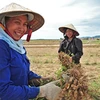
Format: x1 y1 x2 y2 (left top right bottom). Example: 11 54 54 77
64 28 67 34
5 16 10 24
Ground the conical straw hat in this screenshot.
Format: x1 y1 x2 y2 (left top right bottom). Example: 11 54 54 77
59 24 79 36
0 3 44 32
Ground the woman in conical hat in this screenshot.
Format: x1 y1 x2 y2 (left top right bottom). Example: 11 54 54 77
0 2 45 41
58 24 83 64
0 3 62 100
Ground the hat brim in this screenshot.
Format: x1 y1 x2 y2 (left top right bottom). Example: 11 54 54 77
59 27 79 36
0 11 44 32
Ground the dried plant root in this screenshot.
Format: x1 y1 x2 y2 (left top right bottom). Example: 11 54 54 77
57 52 93 100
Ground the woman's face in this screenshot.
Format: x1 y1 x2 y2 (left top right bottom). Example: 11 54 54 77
6 15 28 41
65 29 74 39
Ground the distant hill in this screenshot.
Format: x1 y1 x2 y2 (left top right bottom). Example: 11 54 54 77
80 35 100 39
93 35 100 38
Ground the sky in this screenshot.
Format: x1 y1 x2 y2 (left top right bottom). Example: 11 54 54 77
0 0 100 39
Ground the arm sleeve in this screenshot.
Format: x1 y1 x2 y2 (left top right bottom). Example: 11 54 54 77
28 71 41 80
0 40 40 100
58 40 64 53
72 38 83 62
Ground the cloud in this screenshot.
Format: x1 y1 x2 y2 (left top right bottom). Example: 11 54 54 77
0 0 100 39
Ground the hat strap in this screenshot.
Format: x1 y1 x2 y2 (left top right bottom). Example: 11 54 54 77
0 23 10 36
0 23 6 30
26 28 33 42
0 23 17 40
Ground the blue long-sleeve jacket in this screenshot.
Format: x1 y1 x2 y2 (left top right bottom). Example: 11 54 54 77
0 40 41 100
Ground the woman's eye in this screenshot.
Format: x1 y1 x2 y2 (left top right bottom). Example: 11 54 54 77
24 23 28 26
15 21 20 25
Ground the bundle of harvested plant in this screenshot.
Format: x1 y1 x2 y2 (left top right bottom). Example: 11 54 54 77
56 52 93 100
58 51 73 68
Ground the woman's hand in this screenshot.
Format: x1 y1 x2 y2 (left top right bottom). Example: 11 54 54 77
39 80 62 100
69 57 72 63
29 77 55 86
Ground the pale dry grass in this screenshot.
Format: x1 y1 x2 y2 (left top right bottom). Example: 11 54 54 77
81 47 100 80
26 47 60 77
25 45 100 79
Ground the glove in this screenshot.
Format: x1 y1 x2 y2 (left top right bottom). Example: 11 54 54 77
38 80 62 100
29 77 54 87
28 78 41 87
69 57 72 63
62 73 70 82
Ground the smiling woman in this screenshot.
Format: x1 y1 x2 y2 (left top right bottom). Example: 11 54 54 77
0 2 62 100
5 15 28 40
